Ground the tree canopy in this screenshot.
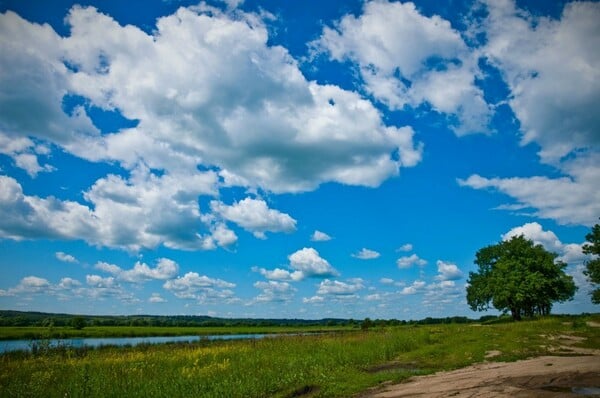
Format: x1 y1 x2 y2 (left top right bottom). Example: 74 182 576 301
583 220 600 304
466 235 576 321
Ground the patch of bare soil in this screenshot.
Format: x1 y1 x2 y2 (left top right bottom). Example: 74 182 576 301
485 350 502 359
360 355 600 397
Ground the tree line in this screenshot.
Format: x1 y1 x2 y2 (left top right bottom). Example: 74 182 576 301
0 310 503 329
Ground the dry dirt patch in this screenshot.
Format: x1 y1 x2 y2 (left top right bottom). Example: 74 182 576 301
361 355 600 397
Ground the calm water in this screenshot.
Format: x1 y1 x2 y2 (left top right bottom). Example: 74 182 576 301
0 333 269 353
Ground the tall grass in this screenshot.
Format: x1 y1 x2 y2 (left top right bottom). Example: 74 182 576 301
1 316 597 397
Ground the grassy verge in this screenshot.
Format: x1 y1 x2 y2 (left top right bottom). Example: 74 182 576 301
0 316 598 397
0 325 352 340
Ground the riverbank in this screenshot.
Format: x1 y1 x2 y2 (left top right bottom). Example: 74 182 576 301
0 324 350 340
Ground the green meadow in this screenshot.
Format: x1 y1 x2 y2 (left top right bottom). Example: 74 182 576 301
1 315 598 397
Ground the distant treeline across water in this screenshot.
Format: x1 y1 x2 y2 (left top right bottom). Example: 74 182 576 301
0 310 504 328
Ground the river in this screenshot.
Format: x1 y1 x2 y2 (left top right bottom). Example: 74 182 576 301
0 333 270 353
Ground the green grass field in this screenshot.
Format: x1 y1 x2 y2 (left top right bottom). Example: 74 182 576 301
1 316 598 397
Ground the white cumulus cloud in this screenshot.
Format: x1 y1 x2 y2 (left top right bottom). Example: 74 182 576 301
397 243 413 252
0 169 229 251
211 197 297 239
163 272 236 301
314 0 491 134
55 252 78 263
480 0 600 162
251 266 303 282
148 293 167 303
435 260 463 281
317 279 364 295
352 248 380 260
400 280 427 295
0 5 422 194
397 254 427 269
288 247 339 279
459 155 600 227
252 280 296 303
310 230 332 242
302 295 325 304
95 258 179 283
459 1 600 228
0 276 50 296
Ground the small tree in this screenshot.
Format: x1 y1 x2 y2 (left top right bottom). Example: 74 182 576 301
71 316 86 330
583 220 600 304
361 317 373 331
467 235 576 321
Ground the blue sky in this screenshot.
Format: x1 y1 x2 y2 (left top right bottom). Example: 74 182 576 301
0 0 598 319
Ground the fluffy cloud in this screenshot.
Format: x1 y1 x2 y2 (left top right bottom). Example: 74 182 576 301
84 166 220 250
57 277 82 291
0 274 140 303
435 260 463 281
163 272 235 301
83 274 138 302
0 4 427 254
365 293 382 301
302 295 325 304
0 136 54 177
315 0 491 134
0 169 227 251
502 222 587 264
95 258 179 283
0 5 422 193
352 248 380 260
396 254 427 269
397 243 413 252
400 280 426 295
253 248 339 282
459 1 600 228
288 247 339 279
422 280 464 309
55 252 78 263
86 275 117 288
310 230 332 242
0 10 99 161
0 276 50 296
148 293 167 303
480 0 600 162
252 280 296 303
211 198 297 239
317 279 364 295
459 155 600 227
0 175 98 242
251 266 303 282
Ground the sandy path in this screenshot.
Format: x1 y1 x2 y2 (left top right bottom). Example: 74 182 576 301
361 355 600 397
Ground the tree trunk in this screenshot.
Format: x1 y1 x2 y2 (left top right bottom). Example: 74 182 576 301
511 308 521 321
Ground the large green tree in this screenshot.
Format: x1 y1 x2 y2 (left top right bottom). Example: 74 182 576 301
583 220 600 304
467 235 577 321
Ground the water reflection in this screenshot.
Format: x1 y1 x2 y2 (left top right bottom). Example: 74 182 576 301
0 333 269 353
